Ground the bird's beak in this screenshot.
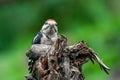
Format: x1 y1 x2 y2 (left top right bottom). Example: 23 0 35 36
50 24 54 27
49 24 55 30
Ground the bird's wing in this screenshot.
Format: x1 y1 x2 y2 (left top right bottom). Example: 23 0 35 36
32 32 43 44
28 59 34 73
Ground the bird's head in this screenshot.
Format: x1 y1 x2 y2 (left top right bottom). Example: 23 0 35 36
41 19 58 35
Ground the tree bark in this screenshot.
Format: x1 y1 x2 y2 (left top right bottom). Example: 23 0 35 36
25 35 110 80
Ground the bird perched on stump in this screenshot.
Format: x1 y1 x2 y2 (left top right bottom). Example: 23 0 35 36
27 19 58 74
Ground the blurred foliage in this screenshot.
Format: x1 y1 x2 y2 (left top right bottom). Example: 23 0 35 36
0 0 120 80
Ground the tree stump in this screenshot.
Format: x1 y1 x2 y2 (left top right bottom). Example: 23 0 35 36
25 35 110 80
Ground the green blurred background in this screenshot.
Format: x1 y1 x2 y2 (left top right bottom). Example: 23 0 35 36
0 0 120 80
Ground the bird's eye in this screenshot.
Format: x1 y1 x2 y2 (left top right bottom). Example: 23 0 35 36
45 22 48 25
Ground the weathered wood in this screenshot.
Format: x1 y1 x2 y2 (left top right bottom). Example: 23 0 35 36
25 35 110 80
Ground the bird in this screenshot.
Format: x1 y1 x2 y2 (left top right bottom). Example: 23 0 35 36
32 19 58 45
28 19 58 74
